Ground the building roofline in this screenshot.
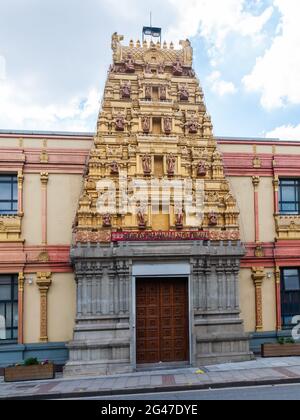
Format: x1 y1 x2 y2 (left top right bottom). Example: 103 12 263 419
0 129 95 137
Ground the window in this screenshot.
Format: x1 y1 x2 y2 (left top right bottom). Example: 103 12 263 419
0 275 18 341
0 175 18 215
281 269 300 328
279 179 300 215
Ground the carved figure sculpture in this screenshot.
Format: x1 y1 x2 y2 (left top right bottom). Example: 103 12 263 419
175 207 184 229
208 212 218 226
167 154 176 176
102 214 112 228
115 114 125 131
110 161 119 175
160 86 167 101
180 39 193 66
164 118 172 135
197 161 207 177
145 85 152 100
111 32 124 62
142 154 152 175
125 53 135 73
142 117 151 134
173 58 183 76
179 85 189 101
121 81 131 99
137 207 147 229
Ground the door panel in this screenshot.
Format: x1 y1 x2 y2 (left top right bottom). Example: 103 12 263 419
136 277 189 364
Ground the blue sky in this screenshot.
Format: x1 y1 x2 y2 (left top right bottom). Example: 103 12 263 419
0 0 299 139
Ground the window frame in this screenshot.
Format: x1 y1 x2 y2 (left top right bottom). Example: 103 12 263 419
0 174 18 216
279 178 300 215
281 268 300 329
0 274 18 343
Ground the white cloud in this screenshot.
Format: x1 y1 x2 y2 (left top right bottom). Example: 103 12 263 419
243 0 300 110
266 124 300 140
167 0 273 52
0 79 100 131
207 71 237 96
0 56 6 81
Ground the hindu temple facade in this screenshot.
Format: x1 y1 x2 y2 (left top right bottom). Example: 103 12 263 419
1 32 300 375
63 33 252 376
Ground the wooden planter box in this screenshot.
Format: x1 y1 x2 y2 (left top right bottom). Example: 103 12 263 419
262 343 300 358
4 363 55 383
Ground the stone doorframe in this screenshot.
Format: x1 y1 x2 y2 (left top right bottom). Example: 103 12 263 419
131 262 192 369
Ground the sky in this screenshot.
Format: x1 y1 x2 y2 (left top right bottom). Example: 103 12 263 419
0 0 299 139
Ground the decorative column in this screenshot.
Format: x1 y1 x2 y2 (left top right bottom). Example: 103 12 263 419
252 267 265 332
275 266 282 331
18 272 25 345
40 173 49 246
273 175 279 215
252 176 260 243
36 272 52 343
17 171 24 217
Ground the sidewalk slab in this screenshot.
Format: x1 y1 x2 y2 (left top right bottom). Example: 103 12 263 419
1 357 300 399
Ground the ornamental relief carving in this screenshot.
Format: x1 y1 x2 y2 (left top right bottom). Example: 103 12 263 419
275 215 300 239
0 215 22 242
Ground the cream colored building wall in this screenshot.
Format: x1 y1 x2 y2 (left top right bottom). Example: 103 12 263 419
228 176 255 243
239 268 256 333
23 275 40 344
218 144 253 153
259 177 276 242
23 273 76 344
22 174 42 245
48 273 76 343
47 174 83 245
262 273 276 332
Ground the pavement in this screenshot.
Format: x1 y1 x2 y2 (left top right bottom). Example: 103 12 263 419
1 357 300 400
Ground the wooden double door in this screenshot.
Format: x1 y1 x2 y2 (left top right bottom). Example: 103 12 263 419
136 277 189 365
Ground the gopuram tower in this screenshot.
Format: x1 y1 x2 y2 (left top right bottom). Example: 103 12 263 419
64 30 252 376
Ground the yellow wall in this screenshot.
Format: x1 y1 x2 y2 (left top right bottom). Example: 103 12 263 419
228 177 255 243
47 174 83 245
24 274 40 344
262 272 277 332
239 268 256 333
22 174 42 245
23 273 76 344
259 177 276 242
48 273 76 343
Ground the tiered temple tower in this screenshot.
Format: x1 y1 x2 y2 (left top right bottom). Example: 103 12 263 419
64 32 252 376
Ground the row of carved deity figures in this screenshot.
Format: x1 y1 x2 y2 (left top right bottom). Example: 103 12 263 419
120 81 191 101
99 209 219 230
109 156 208 178
111 47 194 77
111 114 211 136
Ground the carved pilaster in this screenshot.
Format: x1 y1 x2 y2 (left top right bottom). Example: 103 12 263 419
17 170 24 217
36 272 52 342
252 267 265 332
252 176 260 191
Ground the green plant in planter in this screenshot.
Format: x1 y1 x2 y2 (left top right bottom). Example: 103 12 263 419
277 337 295 345
23 358 39 366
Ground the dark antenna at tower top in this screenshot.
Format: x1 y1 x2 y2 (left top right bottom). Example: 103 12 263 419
143 13 162 44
